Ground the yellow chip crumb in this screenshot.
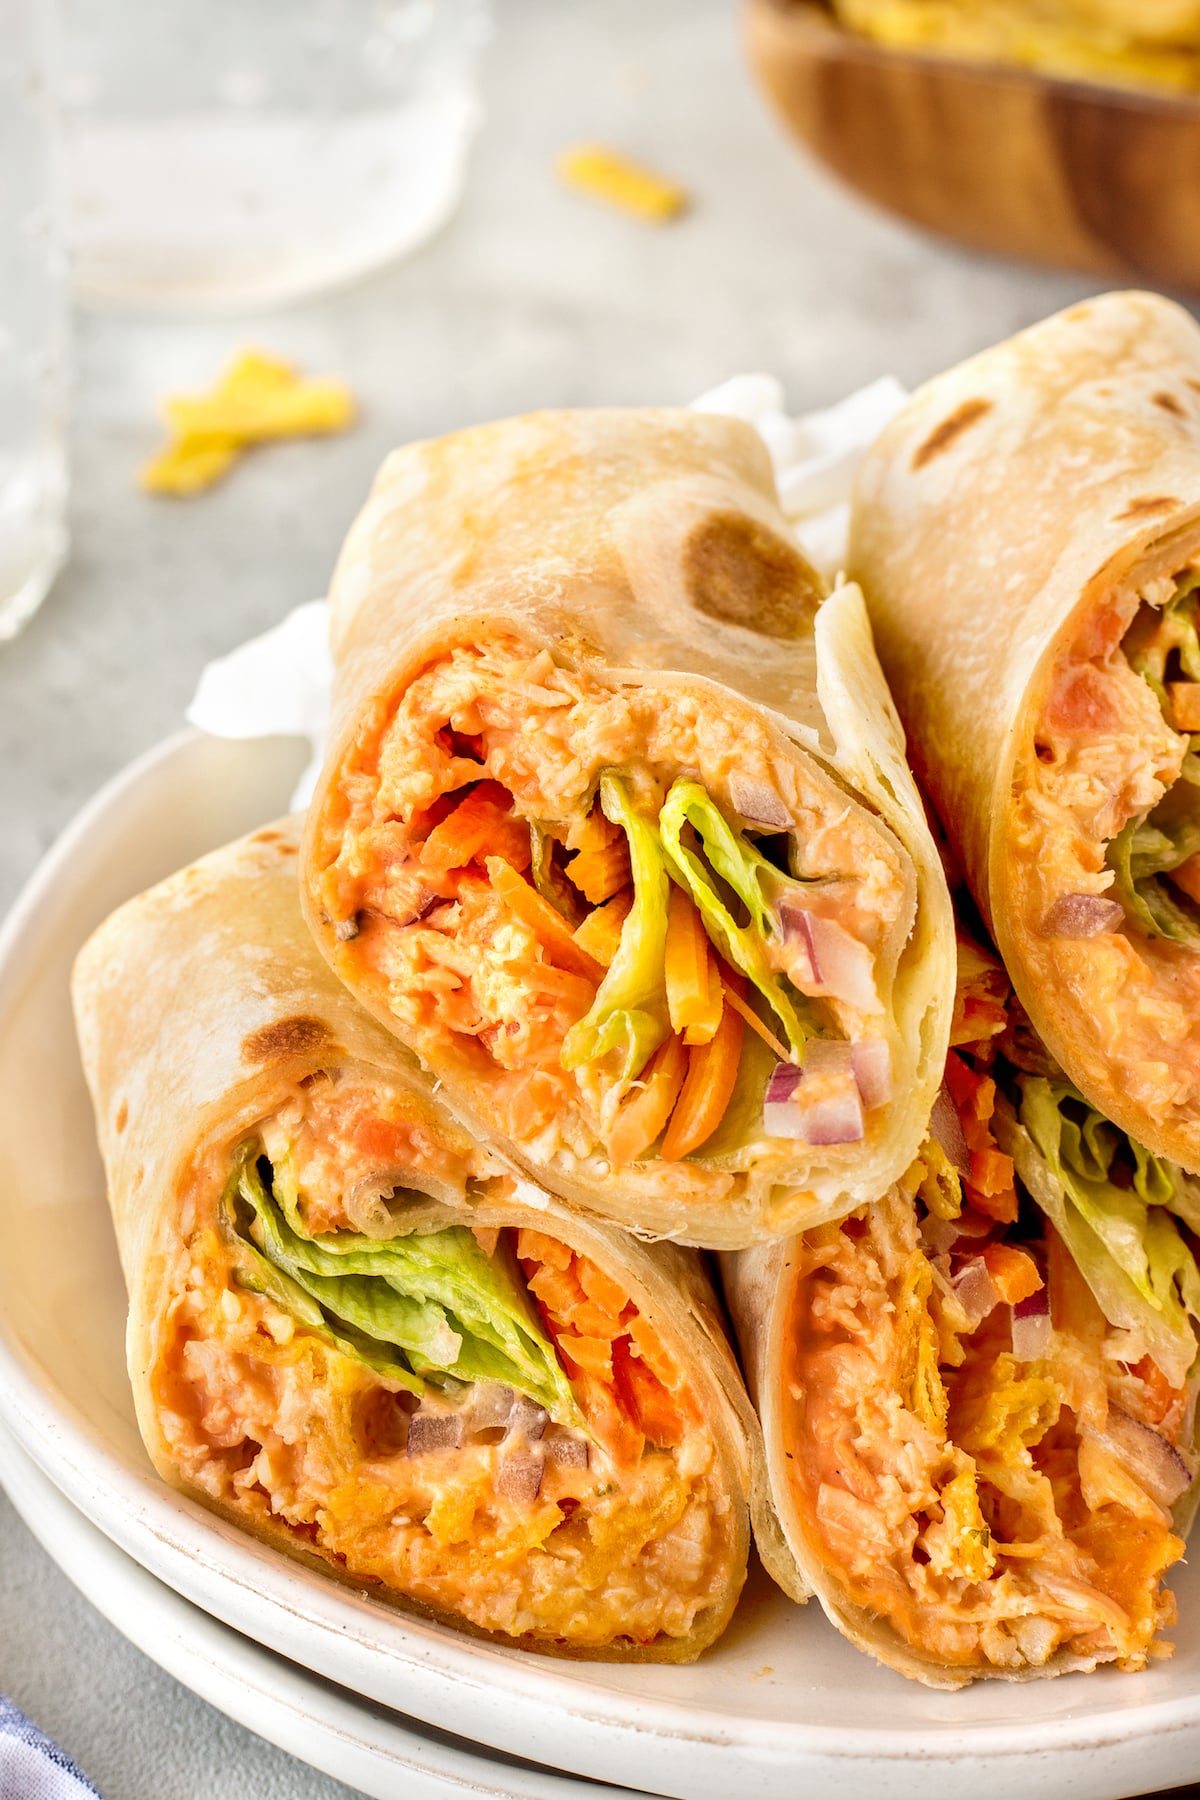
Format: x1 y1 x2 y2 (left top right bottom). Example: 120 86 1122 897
558 144 689 223
140 435 241 498
140 348 356 497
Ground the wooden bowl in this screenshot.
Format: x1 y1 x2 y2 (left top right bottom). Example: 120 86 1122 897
745 0 1200 294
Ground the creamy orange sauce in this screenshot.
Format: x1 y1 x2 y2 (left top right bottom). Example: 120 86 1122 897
311 632 909 1162
1009 590 1200 1125
785 1190 1181 1673
152 1073 737 1650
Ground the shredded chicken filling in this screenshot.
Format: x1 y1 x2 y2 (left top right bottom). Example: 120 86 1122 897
152 1075 735 1649
786 945 1191 1674
1011 565 1200 1122
312 634 909 1166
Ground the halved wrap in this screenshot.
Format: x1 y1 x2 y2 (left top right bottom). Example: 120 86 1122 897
724 930 1200 1686
852 289 1200 1172
301 407 954 1249
72 818 759 1660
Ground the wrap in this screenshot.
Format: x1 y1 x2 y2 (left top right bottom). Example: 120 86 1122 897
725 928 1200 1686
72 818 760 1661
301 407 954 1249
851 289 1200 1173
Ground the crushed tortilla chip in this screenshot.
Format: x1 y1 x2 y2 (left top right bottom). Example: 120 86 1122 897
141 349 356 497
557 145 689 223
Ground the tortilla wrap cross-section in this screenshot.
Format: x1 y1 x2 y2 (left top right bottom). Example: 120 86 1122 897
301 406 954 1250
72 817 767 1662
724 924 1200 1686
852 289 1200 1173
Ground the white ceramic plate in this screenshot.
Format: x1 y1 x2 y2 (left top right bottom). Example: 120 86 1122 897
0 1426 640 1800
2 729 1200 1800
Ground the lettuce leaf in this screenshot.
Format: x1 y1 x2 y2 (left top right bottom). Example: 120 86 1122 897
561 771 671 1087
1111 575 1200 945
658 779 813 1059
1016 1077 1200 1385
228 1155 578 1423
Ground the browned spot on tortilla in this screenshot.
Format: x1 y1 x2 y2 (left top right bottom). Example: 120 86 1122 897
242 1015 330 1064
1116 495 1181 520
683 512 822 640
1188 380 1200 396
1153 391 1186 417
115 1099 128 1134
250 828 282 845
912 398 993 471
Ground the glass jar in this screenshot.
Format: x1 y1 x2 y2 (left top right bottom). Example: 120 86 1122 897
0 0 69 640
62 0 491 313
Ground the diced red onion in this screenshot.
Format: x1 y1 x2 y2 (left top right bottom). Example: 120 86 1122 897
765 1061 801 1103
728 774 792 831
496 1452 544 1505
1010 1305 1052 1362
406 1412 464 1456
763 1062 806 1138
466 1384 514 1437
1041 893 1124 938
952 1256 1001 1328
762 1047 865 1144
780 904 882 1014
794 1082 865 1147
506 1395 548 1442
851 1038 892 1110
545 1434 589 1469
1086 1408 1193 1508
930 1085 971 1178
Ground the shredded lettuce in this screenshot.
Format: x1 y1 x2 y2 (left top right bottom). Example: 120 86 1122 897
561 771 671 1087
1016 1077 1200 1385
658 779 813 1059
226 1155 578 1423
1112 574 1200 945
1125 573 1200 706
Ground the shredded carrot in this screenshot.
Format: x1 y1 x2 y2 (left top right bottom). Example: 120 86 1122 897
943 1050 1019 1222
568 837 631 905
1169 681 1200 732
484 856 604 984
660 975 745 1161
723 986 791 1063
572 889 633 965
517 1236 694 1461
605 1035 688 1167
1131 1355 1185 1430
613 1341 684 1447
1172 851 1200 906
516 1227 572 1273
1047 1223 1106 1345
420 782 530 874
664 885 723 1044
982 1243 1043 1306
577 1257 630 1318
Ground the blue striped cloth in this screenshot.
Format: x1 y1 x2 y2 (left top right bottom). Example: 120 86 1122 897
0 1698 100 1799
